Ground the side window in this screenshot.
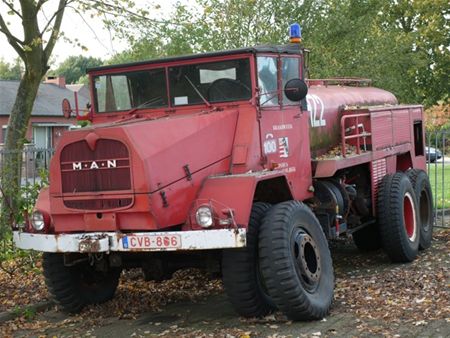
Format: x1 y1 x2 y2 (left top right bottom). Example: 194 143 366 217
281 57 300 105
95 76 107 112
413 121 424 156
257 56 278 106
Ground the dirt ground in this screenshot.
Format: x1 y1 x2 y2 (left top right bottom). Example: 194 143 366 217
0 227 449 338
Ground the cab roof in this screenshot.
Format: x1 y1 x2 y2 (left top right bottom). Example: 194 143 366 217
87 44 304 73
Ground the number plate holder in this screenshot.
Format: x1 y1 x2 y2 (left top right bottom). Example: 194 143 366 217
121 234 181 250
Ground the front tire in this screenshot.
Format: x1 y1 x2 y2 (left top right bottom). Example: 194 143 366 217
43 253 121 313
259 201 334 321
222 202 275 318
377 173 420 262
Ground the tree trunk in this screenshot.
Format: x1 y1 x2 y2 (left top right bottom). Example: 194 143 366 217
0 70 42 237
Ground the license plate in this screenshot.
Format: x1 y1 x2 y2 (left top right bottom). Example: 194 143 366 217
122 235 181 250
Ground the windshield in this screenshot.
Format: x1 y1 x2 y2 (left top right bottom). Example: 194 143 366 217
94 68 168 113
169 59 251 106
93 58 252 113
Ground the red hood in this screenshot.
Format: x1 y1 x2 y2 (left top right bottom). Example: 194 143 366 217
122 110 239 192
50 109 239 196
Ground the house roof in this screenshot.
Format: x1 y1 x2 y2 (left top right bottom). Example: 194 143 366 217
0 80 90 117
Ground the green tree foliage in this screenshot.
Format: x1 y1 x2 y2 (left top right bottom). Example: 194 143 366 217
380 0 449 106
51 55 103 84
0 58 22 80
109 0 449 107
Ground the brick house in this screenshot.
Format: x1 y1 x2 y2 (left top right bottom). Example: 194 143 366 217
0 76 90 149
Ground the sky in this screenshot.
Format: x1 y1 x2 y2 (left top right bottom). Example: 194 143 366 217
0 0 179 67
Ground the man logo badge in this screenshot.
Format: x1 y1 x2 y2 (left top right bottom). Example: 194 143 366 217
72 160 117 170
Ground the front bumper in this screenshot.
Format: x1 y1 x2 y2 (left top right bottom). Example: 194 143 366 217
13 229 246 253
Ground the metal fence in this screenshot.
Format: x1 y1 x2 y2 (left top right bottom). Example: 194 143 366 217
0 145 54 187
426 130 449 229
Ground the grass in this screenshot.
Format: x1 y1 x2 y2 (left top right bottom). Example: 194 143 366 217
427 163 450 209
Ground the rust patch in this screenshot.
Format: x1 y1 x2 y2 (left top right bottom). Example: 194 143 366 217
79 238 101 253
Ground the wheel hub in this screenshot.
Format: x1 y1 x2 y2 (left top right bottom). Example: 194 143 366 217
403 192 417 241
293 231 321 289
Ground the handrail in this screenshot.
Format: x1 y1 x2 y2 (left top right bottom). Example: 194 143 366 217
340 113 371 157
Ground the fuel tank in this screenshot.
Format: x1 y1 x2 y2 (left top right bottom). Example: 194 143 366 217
306 84 398 156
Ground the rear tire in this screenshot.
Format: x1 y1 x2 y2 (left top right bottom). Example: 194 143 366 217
407 169 434 250
377 173 420 262
222 202 276 318
43 253 121 313
259 201 334 321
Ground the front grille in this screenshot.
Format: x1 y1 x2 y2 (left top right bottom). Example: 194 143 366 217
64 198 132 210
60 139 131 194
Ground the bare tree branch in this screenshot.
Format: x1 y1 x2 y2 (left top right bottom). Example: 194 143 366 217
76 0 186 27
36 0 49 12
1 0 22 18
39 0 76 37
38 0 66 37
66 5 109 51
0 13 25 59
43 0 67 62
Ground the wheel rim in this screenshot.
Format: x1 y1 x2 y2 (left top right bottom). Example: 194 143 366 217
419 188 431 232
403 192 417 241
292 229 321 292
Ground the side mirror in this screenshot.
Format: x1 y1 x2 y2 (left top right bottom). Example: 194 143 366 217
284 78 308 102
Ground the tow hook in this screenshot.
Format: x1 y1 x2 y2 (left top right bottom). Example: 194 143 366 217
78 235 108 253
79 238 101 253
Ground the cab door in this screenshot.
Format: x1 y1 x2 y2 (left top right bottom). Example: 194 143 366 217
257 55 312 201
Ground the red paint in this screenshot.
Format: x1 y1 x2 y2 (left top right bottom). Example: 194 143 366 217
403 194 416 239
29 45 425 236
307 85 398 156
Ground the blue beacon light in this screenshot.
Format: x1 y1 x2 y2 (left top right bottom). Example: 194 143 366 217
289 23 302 43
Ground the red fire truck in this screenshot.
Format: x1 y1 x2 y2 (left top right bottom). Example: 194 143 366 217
14 25 433 320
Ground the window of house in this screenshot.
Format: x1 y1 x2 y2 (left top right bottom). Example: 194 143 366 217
32 126 51 148
1 126 7 144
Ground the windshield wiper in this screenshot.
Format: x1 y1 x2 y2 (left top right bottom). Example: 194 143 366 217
184 75 212 108
126 96 163 115
260 90 280 106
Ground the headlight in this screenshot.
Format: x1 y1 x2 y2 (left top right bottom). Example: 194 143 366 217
195 206 213 228
31 211 45 231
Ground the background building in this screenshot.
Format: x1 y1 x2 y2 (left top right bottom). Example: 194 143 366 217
0 76 90 149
